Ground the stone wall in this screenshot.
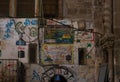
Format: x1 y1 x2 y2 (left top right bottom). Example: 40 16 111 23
114 0 120 82
0 18 95 82
0 0 102 82
63 0 93 19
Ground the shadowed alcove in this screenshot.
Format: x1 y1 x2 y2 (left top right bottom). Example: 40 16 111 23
49 74 67 82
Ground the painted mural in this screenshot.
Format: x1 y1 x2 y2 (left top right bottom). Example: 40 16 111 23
0 18 38 63
25 64 77 82
14 18 38 43
0 18 38 41
42 44 73 65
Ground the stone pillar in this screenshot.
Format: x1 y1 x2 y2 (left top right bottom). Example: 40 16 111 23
104 0 114 82
35 0 40 17
9 0 17 17
104 0 112 33
58 0 63 18
100 37 114 82
39 0 44 18
108 48 114 82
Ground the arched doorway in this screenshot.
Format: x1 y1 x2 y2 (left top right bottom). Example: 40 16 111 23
42 66 76 82
49 74 67 82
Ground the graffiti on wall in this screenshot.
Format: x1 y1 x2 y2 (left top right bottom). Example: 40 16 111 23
31 70 41 82
42 44 73 65
14 18 38 42
0 19 14 40
76 31 94 42
0 60 18 82
0 18 38 42
0 18 38 59
27 64 77 82
4 19 14 39
42 66 77 82
26 64 44 82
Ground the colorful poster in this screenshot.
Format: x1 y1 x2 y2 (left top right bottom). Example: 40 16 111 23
44 25 74 44
41 44 74 65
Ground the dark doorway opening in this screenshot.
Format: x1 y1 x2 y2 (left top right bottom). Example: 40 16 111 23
29 43 37 63
49 74 67 82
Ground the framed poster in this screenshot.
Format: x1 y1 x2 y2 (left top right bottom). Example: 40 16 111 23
44 25 74 44
41 44 74 65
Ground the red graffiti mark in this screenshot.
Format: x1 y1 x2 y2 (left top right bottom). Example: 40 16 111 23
18 46 25 50
44 45 48 50
2 63 14 70
82 32 88 36
7 64 12 67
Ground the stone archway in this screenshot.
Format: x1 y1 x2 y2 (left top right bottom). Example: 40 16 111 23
42 66 77 82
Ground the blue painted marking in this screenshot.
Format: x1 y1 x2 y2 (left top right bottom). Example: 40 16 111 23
31 70 41 81
24 19 30 26
9 20 14 27
31 20 38 25
4 19 14 39
16 39 26 46
4 33 11 38
5 28 11 33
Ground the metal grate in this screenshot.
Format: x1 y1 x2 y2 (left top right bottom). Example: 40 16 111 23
17 0 35 17
43 0 59 18
0 59 18 82
0 0 9 17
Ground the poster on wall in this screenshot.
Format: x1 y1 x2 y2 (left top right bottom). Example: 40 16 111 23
41 44 74 65
44 25 74 44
